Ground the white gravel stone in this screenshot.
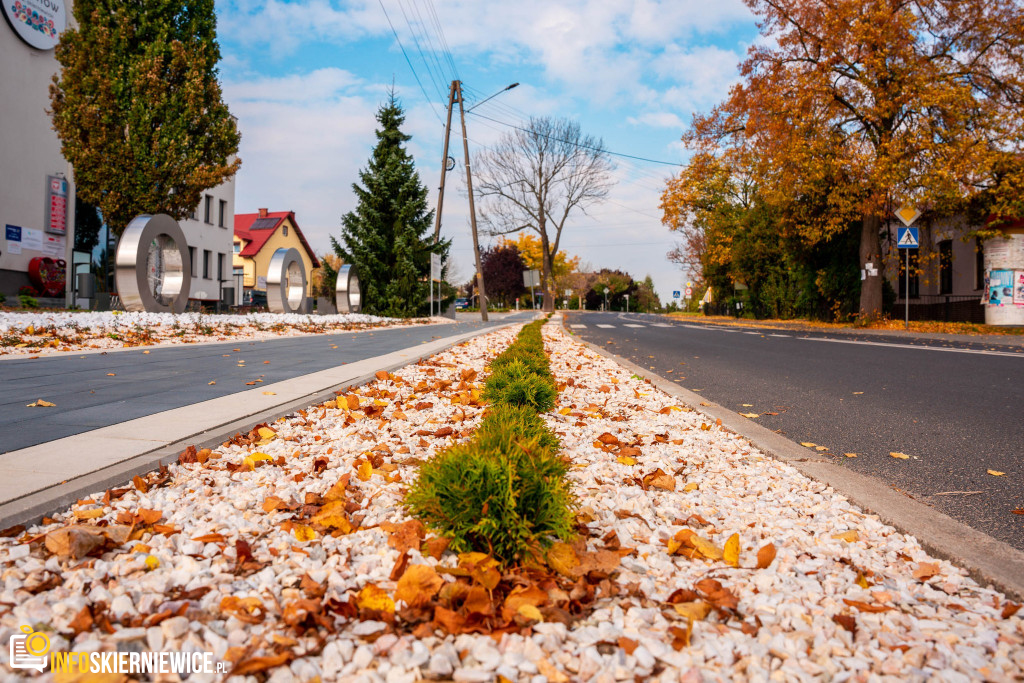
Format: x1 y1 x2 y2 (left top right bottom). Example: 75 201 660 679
0 321 1020 682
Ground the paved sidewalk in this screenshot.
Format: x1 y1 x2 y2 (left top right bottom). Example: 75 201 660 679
0 319 521 530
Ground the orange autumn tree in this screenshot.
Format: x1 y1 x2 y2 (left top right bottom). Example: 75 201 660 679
501 233 581 297
685 0 1024 321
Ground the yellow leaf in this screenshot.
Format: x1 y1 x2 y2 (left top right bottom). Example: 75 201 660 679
890 452 910 459
357 461 373 481
672 601 711 621
356 584 394 614
741 404 753 407
243 452 273 470
800 442 816 448
547 542 580 577
987 470 1005 476
394 564 444 607
208 381 216 385
683 482 698 492
262 391 276 396
558 407 572 415
27 399 56 407
310 501 352 533
257 427 276 441
831 530 859 543
740 412 759 418
516 604 543 622
691 535 723 561
107 373 116 376
723 533 740 568
144 555 160 570
293 525 316 542
616 455 637 466
844 453 858 458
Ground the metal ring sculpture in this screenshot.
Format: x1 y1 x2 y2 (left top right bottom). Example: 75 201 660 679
266 248 307 313
335 264 362 314
115 214 191 313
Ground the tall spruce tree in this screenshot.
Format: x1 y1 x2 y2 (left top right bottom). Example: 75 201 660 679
332 94 449 317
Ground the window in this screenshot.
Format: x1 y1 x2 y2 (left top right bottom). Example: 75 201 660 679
217 253 225 281
188 247 196 274
189 206 198 221
218 200 227 228
975 238 985 290
898 248 920 299
233 241 241 254
939 240 953 294
204 195 213 224
203 250 211 279
282 223 288 237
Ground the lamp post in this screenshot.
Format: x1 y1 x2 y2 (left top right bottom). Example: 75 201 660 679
603 287 609 311
434 81 518 323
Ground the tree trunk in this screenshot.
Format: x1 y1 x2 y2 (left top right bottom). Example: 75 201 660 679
539 232 555 312
858 213 884 322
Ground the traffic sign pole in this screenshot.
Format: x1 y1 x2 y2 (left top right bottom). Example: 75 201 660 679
896 206 921 330
905 249 909 329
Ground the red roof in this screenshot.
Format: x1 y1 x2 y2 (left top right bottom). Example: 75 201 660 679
234 210 321 268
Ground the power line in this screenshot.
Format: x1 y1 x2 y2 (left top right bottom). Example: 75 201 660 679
468 111 684 167
376 0 443 123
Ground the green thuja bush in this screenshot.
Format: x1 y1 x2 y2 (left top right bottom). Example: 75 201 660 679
403 432 574 563
405 320 575 564
483 359 557 412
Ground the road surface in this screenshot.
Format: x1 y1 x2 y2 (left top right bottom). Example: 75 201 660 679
567 311 1024 551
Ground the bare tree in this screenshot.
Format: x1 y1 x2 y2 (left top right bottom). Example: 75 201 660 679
474 117 614 311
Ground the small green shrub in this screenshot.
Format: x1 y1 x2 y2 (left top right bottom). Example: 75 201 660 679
483 360 557 412
489 348 552 382
18 294 39 309
478 404 560 453
404 433 575 563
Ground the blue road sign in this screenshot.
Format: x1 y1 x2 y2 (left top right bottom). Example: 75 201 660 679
673 290 681 299
897 227 919 249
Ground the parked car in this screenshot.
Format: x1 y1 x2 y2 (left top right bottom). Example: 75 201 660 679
242 290 267 308
455 297 470 310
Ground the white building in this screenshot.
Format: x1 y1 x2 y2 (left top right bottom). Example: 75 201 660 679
0 0 75 301
183 179 237 305
1 0 237 307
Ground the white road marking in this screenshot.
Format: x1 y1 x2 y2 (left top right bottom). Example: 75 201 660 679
744 331 762 335
652 323 673 327
624 324 646 328
569 324 587 329
769 334 791 337
596 324 616 329
798 336 1022 358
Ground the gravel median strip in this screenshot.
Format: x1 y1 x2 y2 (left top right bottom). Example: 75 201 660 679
0 311 431 357
0 322 1021 682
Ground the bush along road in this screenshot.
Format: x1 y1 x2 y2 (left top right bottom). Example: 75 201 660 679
0 318 1021 681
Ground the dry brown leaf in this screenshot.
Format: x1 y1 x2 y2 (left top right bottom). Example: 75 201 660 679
643 468 675 491
912 562 940 581
987 469 1005 476
219 596 267 623
842 598 891 613
673 600 711 621
890 451 910 460
27 399 56 407
383 519 425 554
756 543 777 569
356 584 395 613
831 530 860 543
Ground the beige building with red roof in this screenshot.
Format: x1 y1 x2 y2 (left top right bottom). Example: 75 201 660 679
233 209 320 300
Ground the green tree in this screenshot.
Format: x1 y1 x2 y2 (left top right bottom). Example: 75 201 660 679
332 94 449 317
73 197 103 254
50 0 240 235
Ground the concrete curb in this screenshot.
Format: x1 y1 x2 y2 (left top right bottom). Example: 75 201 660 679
0 322 518 531
564 323 1024 602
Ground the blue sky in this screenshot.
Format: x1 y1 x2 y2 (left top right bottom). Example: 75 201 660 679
214 0 759 302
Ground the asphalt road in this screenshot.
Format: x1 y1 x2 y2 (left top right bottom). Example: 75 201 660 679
567 311 1024 551
0 313 531 454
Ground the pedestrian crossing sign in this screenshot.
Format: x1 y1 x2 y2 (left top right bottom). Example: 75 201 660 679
897 227 919 249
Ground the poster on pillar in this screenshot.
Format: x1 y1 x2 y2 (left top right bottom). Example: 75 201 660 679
987 270 1013 306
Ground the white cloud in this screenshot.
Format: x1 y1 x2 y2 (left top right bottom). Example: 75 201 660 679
627 112 686 129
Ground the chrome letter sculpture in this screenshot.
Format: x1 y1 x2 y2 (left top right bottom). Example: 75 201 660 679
335 264 362 314
115 214 191 313
266 248 307 313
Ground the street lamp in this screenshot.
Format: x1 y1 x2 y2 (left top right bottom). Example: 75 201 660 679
466 83 519 113
603 287 609 311
625 293 630 313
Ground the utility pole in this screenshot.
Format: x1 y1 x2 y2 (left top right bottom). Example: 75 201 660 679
455 80 488 322
432 82 457 244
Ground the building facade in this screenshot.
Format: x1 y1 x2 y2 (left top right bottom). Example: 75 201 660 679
233 209 320 301
0 0 75 301
183 180 237 305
